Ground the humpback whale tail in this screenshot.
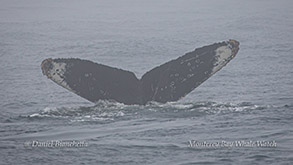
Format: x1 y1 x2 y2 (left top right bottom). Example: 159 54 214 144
41 40 239 105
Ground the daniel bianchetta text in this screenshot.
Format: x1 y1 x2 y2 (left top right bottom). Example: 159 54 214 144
188 140 277 148
24 140 88 148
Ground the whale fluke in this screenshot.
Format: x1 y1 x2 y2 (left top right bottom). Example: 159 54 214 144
41 40 239 105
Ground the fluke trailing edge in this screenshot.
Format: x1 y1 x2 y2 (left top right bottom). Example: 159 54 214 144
41 40 239 105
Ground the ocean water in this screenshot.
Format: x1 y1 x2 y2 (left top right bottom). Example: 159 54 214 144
1 0 293 164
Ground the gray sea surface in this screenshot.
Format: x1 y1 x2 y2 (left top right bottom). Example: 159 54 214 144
1 0 293 164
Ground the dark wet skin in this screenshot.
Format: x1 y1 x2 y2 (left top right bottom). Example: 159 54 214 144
41 40 239 105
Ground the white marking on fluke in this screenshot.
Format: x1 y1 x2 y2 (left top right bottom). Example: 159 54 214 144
47 61 73 92
212 44 232 73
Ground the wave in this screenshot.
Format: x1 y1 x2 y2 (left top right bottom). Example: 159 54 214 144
23 101 272 123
